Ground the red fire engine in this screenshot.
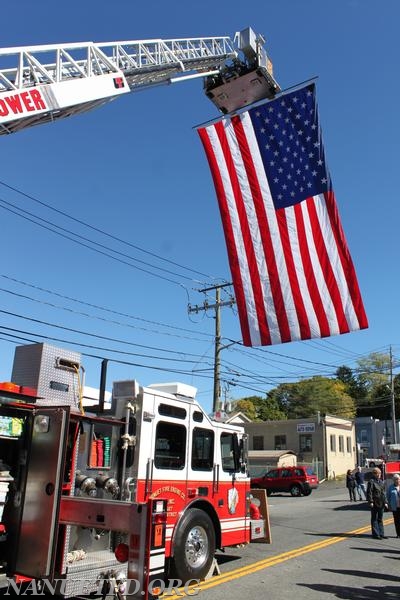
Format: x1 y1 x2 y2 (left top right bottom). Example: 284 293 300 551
0 342 266 598
0 27 278 598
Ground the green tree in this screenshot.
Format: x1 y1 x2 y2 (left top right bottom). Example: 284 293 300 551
266 376 356 419
252 395 287 421
367 383 392 420
336 365 367 401
357 352 391 392
233 399 258 420
232 351 399 423
231 395 287 421
366 373 400 421
337 352 396 420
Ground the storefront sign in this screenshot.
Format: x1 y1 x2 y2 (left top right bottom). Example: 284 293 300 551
297 423 315 433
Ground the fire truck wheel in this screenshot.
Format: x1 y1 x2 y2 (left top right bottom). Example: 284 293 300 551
172 508 216 581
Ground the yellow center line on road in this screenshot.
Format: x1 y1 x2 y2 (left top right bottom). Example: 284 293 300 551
164 518 393 598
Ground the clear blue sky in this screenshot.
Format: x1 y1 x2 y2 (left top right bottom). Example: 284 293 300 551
0 1 398 413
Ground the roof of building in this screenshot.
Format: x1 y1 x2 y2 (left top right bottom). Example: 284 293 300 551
225 411 253 424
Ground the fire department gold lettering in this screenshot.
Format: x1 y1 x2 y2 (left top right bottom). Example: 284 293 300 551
170 486 186 499
151 485 186 500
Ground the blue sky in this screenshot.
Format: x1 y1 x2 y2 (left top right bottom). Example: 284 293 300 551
0 1 398 413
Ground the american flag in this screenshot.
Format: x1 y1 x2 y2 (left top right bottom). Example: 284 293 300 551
198 83 368 347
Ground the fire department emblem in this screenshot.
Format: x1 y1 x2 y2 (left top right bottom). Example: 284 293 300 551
228 487 239 514
113 76 125 89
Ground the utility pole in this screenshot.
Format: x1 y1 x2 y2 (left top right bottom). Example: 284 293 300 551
390 345 398 444
188 282 235 414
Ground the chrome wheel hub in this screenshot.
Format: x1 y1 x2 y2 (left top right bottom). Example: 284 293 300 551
185 525 208 567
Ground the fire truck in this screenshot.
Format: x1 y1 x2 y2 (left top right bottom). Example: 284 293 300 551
0 26 278 598
0 342 266 598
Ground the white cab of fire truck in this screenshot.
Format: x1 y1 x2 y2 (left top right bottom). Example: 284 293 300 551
106 379 251 582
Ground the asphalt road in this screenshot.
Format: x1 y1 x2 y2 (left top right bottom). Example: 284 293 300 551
182 480 400 600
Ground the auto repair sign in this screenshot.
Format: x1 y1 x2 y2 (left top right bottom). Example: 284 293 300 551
297 423 315 433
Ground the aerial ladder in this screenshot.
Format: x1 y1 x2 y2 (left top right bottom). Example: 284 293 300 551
0 27 279 135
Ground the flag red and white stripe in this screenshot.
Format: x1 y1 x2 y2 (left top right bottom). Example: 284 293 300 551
198 84 368 347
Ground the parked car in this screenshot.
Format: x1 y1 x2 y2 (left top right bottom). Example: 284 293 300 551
250 466 319 497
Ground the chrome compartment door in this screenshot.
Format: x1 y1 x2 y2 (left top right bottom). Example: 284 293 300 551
12 406 69 578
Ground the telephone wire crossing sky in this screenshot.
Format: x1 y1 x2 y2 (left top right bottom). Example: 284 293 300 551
198 83 368 347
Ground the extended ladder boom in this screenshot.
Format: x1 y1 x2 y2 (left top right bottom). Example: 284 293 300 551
0 35 236 134
0 28 280 135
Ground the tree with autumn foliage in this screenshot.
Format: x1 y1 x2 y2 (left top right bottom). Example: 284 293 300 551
230 351 399 422
232 395 287 421
336 352 400 420
231 377 355 420
266 376 356 419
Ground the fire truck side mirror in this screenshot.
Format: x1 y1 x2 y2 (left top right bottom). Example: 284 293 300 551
239 436 249 475
233 434 241 472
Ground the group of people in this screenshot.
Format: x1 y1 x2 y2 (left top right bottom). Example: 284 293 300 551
346 466 400 539
346 466 366 501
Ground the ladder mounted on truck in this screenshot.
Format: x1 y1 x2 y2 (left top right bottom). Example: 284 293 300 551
0 27 279 135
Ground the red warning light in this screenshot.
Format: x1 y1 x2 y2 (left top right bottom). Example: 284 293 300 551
114 543 129 563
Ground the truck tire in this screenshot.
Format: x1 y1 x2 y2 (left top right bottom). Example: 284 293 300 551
171 508 216 581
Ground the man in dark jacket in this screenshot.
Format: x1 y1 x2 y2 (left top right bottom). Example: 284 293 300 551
367 467 388 539
355 466 366 500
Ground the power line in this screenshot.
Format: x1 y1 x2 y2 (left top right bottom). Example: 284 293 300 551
1 275 354 385
0 179 218 282
0 325 213 366
0 332 215 379
0 176 398 394
4 273 397 388
0 309 214 361
0 198 192 287
0 276 216 342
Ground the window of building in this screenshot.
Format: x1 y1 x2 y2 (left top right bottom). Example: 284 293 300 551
299 434 312 452
154 422 186 470
338 435 344 453
253 435 264 450
274 435 287 450
360 429 368 443
330 434 336 452
346 436 352 453
191 428 214 471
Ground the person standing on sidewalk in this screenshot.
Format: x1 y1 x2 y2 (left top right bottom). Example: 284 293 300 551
346 469 357 502
388 473 400 537
355 466 366 500
367 467 388 539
